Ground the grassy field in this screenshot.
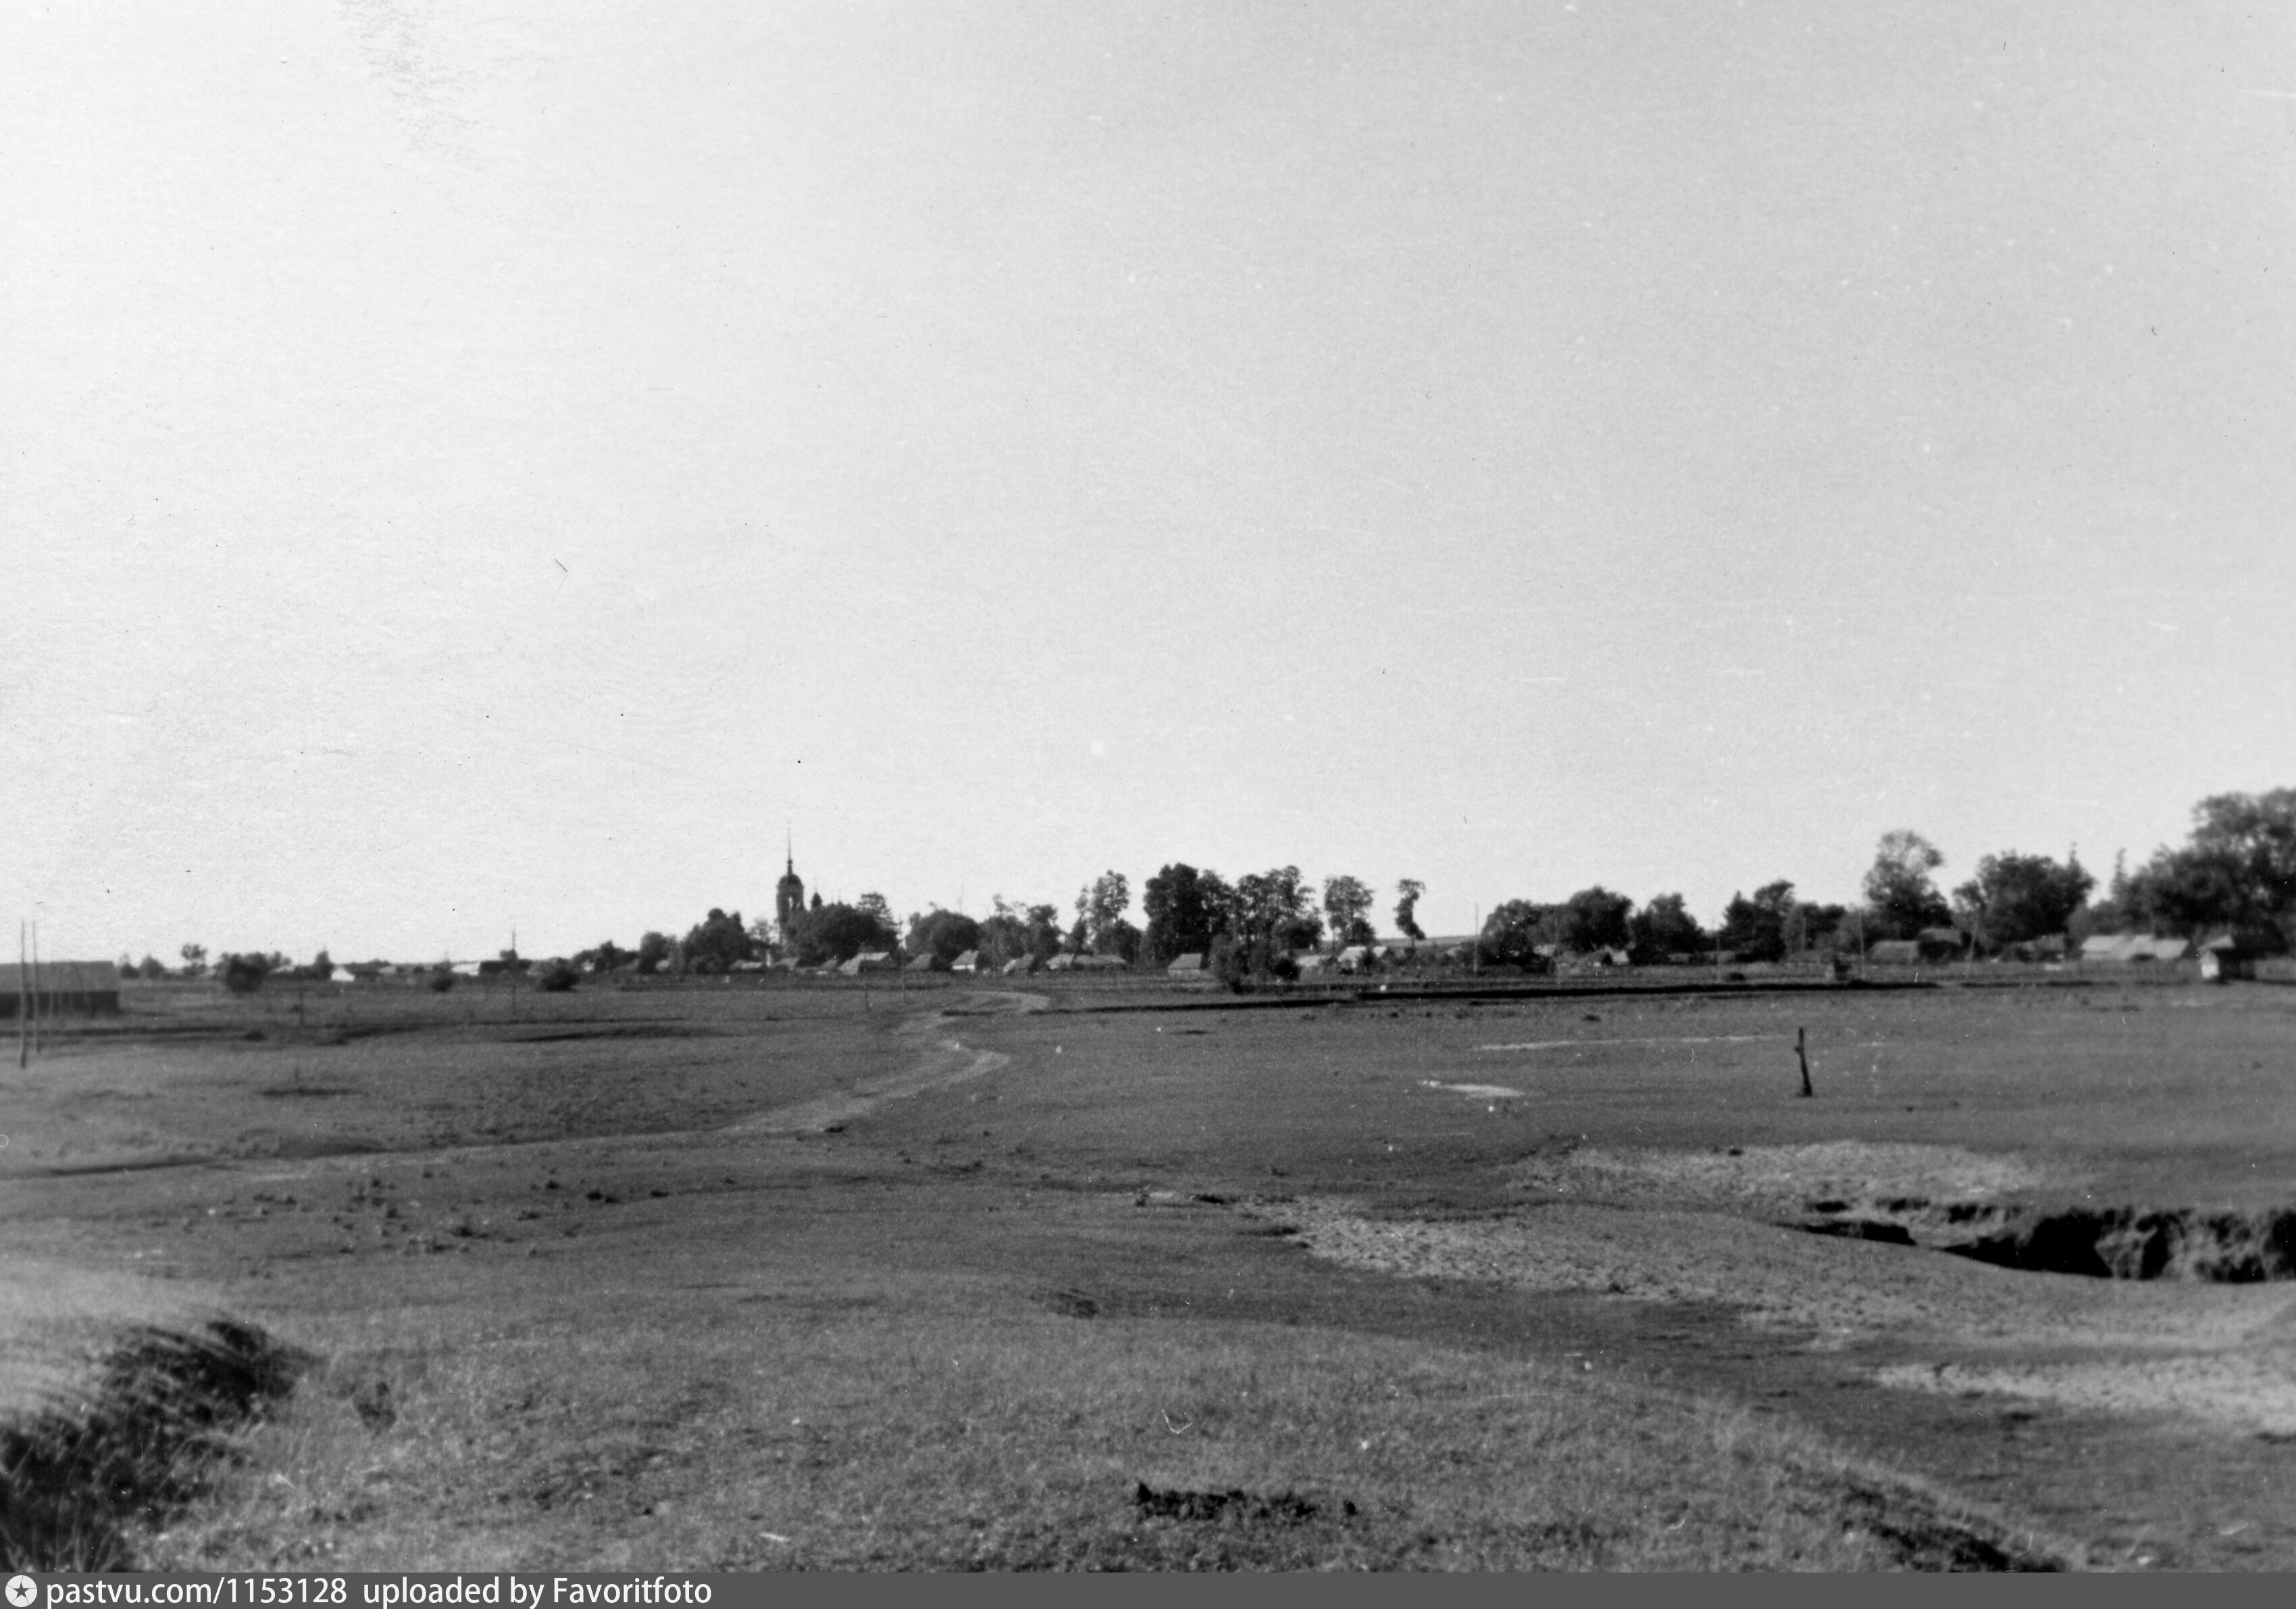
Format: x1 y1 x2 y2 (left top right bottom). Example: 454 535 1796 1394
5 973 2295 1569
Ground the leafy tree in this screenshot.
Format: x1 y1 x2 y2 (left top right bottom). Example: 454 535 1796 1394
1321 875 1377 948
682 908 753 970
1075 871 1132 954
1862 830 1950 939
1477 900 1552 969
137 954 167 979
535 959 580 992
1628 893 1705 961
218 952 268 994
1556 886 1633 954
179 943 209 979
1234 867 1321 951
1719 881 1797 963
792 902 897 966
574 940 634 973
307 949 335 981
1952 851 2095 949
1393 879 1426 942
635 931 673 974
854 892 895 931
1797 903 1849 954
907 909 983 966
2126 790 2296 950
977 896 1064 969
1142 864 1227 963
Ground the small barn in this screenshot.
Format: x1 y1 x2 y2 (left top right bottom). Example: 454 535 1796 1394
905 952 940 972
1866 940 1922 966
948 950 979 974
1002 956 1038 976
0 961 122 1018
1166 952 1206 975
840 951 897 975
1914 927 1970 962
2199 935 2259 982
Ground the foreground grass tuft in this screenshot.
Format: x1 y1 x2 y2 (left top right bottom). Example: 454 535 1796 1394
1 1320 309 1569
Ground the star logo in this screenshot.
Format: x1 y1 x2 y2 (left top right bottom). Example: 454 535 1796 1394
7 1575 39 1608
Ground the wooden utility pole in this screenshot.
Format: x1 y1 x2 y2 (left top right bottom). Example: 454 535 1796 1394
1795 1027 1814 1098
29 919 43 1058
17 921 27 1069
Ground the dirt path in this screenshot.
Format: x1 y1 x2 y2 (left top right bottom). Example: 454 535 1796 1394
730 990 1046 1135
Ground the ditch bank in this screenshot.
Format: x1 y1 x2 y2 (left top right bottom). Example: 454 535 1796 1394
1801 1200 2296 1283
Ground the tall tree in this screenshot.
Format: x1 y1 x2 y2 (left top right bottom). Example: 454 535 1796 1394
2128 790 2296 950
1234 866 1321 950
635 931 673 974
791 902 897 966
682 908 753 971
179 942 209 979
1555 886 1634 953
1321 875 1376 948
1628 893 1706 961
907 909 984 966
1074 870 1132 954
1393 879 1427 942
1719 881 1797 963
1477 900 1552 969
1142 863 1225 963
977 896 1065 969
1952 851 2095 948
1863 830 1951 938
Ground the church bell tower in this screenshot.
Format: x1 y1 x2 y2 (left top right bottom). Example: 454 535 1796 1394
774 833 806 950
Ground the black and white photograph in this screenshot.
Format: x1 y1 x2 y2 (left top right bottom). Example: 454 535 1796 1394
5 0 2295 1575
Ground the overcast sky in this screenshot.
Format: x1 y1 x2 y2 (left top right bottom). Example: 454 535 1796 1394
7 2 2293 963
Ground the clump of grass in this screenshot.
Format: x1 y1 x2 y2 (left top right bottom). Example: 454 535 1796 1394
0 1320 309 1570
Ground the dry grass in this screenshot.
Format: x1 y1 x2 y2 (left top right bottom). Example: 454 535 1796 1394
0 1321 306 1569
138 1300 2067 1571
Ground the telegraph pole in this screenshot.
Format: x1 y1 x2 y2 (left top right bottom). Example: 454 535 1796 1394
30 919 43 1057
16 921 27 1069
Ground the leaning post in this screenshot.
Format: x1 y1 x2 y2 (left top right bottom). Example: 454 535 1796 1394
1795 1027 1814 1098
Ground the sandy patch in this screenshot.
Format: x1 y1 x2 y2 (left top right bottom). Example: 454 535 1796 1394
1478 1035 1769 1052
1250 1195 2293 1356
1875 1354 2296 1437
1419 1081 1525 1100
1509 1141 2064 1216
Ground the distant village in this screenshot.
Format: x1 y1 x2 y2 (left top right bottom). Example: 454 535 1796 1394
12 787 2295 1017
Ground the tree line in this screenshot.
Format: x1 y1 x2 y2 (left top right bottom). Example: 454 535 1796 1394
136 788 2295 983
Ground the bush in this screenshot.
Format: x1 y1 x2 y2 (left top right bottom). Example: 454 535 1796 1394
535 961 579 992
218 954 267 995
427 971 456 994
